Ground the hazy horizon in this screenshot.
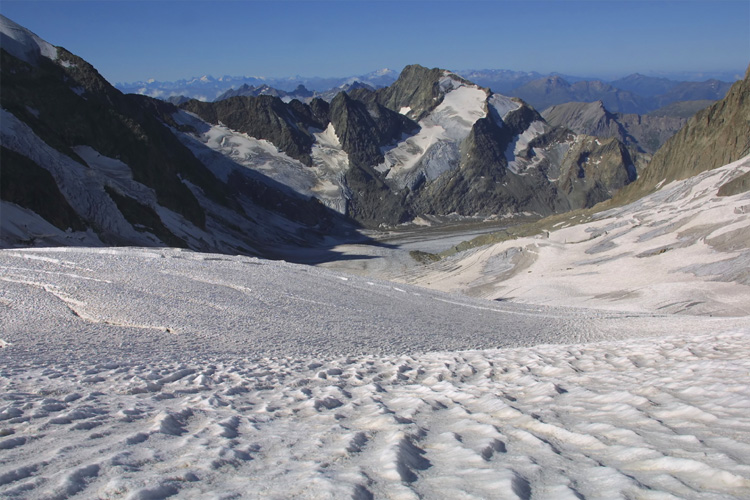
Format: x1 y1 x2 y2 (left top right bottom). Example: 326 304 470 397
1 0 747 85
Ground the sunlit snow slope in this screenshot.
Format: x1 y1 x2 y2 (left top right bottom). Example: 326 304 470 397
406 155 750 317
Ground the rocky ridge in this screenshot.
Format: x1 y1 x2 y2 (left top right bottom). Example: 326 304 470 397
614 64 750 203
1 15 641 247
178 64 639 226
0 15 350 255
542 101 688 154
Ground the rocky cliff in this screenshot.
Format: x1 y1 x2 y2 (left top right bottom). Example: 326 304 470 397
637 65 750 189
612 64 750 204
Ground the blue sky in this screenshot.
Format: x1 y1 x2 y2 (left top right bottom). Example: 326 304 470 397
1 0 748 84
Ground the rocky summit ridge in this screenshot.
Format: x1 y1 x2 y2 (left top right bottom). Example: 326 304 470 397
178 64 639 227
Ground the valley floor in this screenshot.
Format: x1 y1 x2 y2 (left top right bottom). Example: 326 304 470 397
1 247 749 499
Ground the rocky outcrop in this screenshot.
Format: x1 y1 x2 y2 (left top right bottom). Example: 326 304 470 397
371 64 455 121
329 91 417 168
181 95 328 166
555 136 637 208
0 43 217 229
612 65 750 205
542 101 686 154
638 66 750 188
542 101 627 142
615 113 687 154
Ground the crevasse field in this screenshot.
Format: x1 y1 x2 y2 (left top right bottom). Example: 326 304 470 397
2 158 750 499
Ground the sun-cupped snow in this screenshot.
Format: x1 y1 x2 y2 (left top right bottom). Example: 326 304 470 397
0 14 58 65
0 246 748 499
377 75 488 189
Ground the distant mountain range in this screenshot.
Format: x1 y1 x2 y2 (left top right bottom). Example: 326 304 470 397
116 69 399 102
541 101 689 154
117 68 739 116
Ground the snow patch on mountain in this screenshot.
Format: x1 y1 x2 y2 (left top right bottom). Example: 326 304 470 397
377 77 488 189
0 109 140 243
0 14 58 65
310 124 351 213
505 120 549 174
488 94 522 123
173 110 350 213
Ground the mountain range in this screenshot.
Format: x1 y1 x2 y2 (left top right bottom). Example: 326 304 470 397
1 14 747 260
1 14 642 253
118 67 737 117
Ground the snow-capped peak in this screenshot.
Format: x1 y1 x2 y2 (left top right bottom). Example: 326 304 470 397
0 14 58 65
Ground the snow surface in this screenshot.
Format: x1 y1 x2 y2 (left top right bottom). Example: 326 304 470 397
505 120 549 174
1 247 749 499
0 14 58 64
407 155 750 317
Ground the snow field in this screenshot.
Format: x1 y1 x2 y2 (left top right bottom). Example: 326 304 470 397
1 246 749 498
407 155 750 317
1 329 748 499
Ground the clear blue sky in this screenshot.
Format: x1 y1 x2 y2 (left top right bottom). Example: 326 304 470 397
1 0 748 84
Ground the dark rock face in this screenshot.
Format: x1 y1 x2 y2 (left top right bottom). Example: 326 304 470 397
410 115 558 217
0 46 216 229
373 64 451 121
181 95 322 166
329 91 417 168
0 146 85 232
556 137 637 208
328 91 418 225
641 66 750 186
